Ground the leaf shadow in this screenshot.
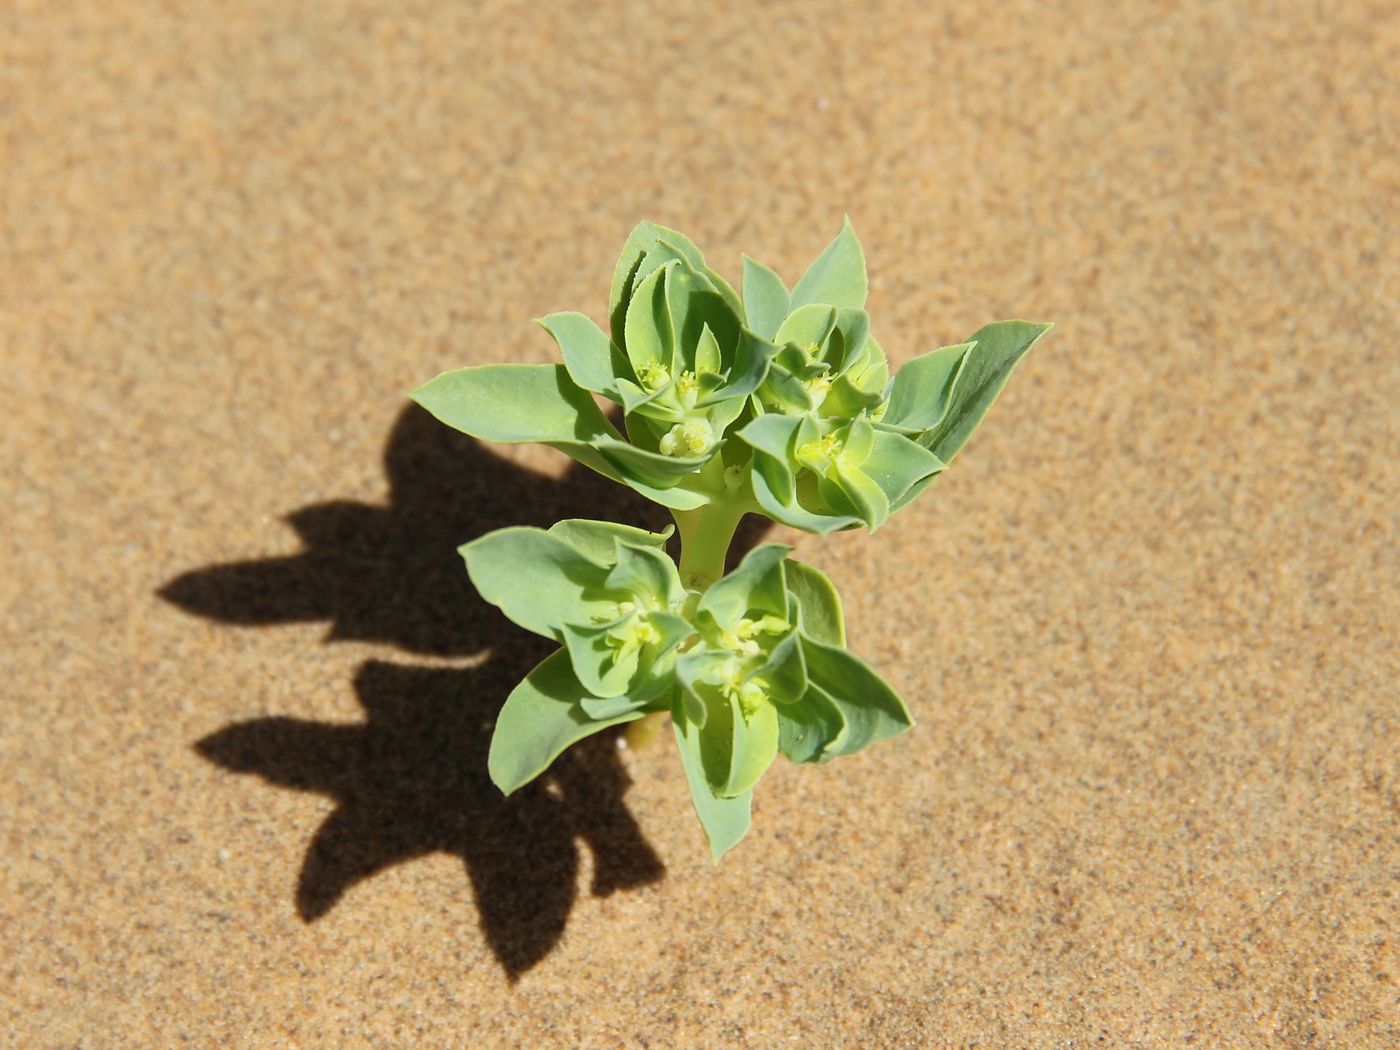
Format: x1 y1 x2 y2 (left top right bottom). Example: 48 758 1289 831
160 404 769 978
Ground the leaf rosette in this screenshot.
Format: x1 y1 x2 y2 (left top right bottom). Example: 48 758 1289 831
468 522 914 860
734 222 1052 533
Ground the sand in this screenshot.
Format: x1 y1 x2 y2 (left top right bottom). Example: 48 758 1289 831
3 0 1396 1046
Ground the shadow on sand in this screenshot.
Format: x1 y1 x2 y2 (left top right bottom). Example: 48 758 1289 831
161 404 768 977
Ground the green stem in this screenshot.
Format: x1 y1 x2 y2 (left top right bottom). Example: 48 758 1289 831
674 499 746 591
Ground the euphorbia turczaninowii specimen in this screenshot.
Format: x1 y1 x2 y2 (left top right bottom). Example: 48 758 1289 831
413 220 1050 859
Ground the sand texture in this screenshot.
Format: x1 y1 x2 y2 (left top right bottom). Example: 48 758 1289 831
3 0 1397 1046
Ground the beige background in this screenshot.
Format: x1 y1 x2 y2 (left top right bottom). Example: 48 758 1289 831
4 1 1397 1046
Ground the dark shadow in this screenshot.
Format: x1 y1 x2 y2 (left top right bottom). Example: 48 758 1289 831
161 403 770 977
197 657 663 977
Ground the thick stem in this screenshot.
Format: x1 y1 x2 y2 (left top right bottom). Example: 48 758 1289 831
673 499 746 591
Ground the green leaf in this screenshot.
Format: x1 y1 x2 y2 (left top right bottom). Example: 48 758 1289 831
882 342 974 433
841 415 875 465
774 303 837 350
624 263 674 374
610 472 711 511
411 363 701 507
537 312 623 401
665 259 742 367
851 333 891 397
611 223 703 342
698 543 792 628
605 540 684 605
790 218 868 311
861 431 945 511
919 321 1052 462
742 256 791 340
610 222 743 345
579 690 669 720
688 682 779 798
754 628 806 705
488 649 645 794
756 359 815 415
593 434 713 488
775 687 846 764
824 460 890 529
560 620 640 698
801 637 913 757
695 329 776 407
460 527 612 640
694 323 722 374
736 414 801 503
673 699 753 862
783 559 846 646
412 363 616 446
615 375 672 422
827 308 872 373
546 519 671 564
648 610 697 652
566 608 691 701
819 372 885 419
750 461 862 534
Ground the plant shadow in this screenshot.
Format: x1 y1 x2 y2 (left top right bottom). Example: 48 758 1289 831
160 404 768 978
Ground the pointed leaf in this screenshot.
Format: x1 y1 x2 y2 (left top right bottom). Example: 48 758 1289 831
665 259 742 368
790 218 867 311
547 519 671 564
537 312 623 400
695 328 777 407
801 637 914 757
610 222 743 344
488 649 644 794
673 700 753 862
825 461 890 529
698 543 793 627
783 559 846 647
862 431 945 510
883 342 975 433
727 699 779 797
774 303 837 350
820 372 885 418
605 540 684 605
776 687 846 764
827 308 872 373
742 256 791 340
751 464 861 534
647 238 744 322
735 414 801 502
610 222 707 343
919 321 1052 462
561 620 640 698
580 693 652 720
593 434 714 487
412 363 616 446
624 263 674 374
412 364 694 507
753 628 806 704
694 323 722 374
692 684 778 798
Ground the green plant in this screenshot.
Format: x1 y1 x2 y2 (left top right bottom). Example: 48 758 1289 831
413 221 1049 859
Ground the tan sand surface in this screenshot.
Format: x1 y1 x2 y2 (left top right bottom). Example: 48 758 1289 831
3 1 1397 1046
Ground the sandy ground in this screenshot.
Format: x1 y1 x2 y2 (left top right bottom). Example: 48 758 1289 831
3 1 1397 1046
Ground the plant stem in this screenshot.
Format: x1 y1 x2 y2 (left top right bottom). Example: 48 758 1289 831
673 498 746 591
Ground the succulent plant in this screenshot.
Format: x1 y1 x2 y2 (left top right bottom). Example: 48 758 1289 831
413 220 1049 859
